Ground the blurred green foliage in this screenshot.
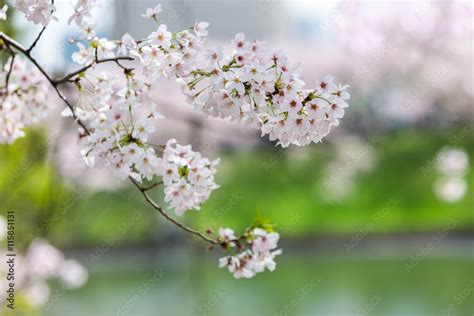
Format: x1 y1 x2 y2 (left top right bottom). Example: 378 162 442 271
194 127 474 236
0 126 473 249
0 130 72 249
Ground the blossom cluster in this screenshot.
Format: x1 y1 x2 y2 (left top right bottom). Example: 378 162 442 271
0 222 88 307
63 68 219 214
13 0 55 26
157 139 219 215
63 72 164 182
72 37 117 64
0 4 8 20
71 7 209 84
218 227 282 279
13 0 95 27
132 20 209 81
179 33 350 147
67 7 219 215
0 56 52 144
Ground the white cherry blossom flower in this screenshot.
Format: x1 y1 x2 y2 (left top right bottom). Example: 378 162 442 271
117 33 137 55
218 228 237 247
0 57 52 144
149 24 172 48
156 139 219 215
251 228 280 253
71 42 93 65
194 21 210 37
73 74 164 182
79 19 96 40
141 4 162 20
68 6 91 26
218 227 282 279
97 37 116 59
14 0 56 26
0 4 8 20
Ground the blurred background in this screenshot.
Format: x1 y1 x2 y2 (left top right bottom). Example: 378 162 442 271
0 0 473 315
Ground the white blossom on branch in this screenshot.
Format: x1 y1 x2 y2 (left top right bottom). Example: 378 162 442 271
0 56 52 144
0 2 352 280
179 34 351 147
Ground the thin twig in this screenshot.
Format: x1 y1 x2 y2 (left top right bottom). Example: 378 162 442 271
129 177 219 245
26 0 55 54
3 53 15 90
142 181 163 191
114 59 133 71
26 26 47 54
53 56 133 85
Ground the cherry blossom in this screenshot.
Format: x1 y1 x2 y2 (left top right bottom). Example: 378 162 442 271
62 73 164 182
131 21 208 80
218 227 282 279
179 33 351 147
0 237 88 307
157 139 219 215
217 228 237 247
194 21 210 37
0 2 352 280
71 42 94 65
13 0 56 26
117 33 136 55
79 19 96 41
0 56 52 144
141 4 162 20
67 0 94 26
0 4 8 20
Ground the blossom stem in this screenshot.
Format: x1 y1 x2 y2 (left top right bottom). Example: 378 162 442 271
26 0 55 54
26 26 47 54
114 59 133 72
3 54 15 91
315 95 332 104
142 181 163 191
129 176 220 245
53 56 133 85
